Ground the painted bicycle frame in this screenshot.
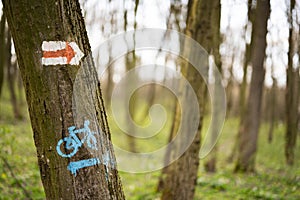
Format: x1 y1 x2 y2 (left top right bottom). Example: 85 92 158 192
56 120 98 158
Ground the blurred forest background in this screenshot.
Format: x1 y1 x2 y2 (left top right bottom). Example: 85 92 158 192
0 0 300 199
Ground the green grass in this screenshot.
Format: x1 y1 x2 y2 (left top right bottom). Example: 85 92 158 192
0 84 299 199
0 84 45 199
194 119 300 200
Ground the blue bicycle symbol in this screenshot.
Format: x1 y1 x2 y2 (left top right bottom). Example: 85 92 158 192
56 120 98 158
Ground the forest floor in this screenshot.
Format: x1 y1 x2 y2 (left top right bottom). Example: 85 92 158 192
0 85 299 200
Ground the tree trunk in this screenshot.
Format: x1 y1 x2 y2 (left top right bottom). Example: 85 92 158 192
285 0 299 166
2 0 125 199
268 74 276 143
157 59 181 193
239 0 254 118
122 10 138 153
104 11 117 106
227 0 254 163
157 99 178 192
6 29 22 119
204 0 222 172
226 51 235 117
235 0 270 172
160 0 220 199
124 51 138 153
0 10 5 97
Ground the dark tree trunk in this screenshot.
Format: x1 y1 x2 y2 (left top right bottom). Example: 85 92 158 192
285 0 299 166
2 0 125 199
235 0 270 172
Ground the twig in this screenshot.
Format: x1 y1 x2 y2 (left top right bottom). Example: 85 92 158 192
1 156 33 199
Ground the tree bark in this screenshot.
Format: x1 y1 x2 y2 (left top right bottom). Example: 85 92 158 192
285 0 299 166
160 0 220 199
2 0 125 199
235 0 270 172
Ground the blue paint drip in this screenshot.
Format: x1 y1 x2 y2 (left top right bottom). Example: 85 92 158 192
67 158 100 176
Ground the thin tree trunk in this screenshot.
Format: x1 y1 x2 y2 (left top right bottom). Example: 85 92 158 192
122 8 138 153
2 0 125 199
268 74 276 143
239 0 254 118
124 52 138 153
16 63 25 106
228 0 253 163
235 0 270 172
0 10 5 97
157 99 178 192
6 29 22 119
226 57 240 163
204 0 222 172
285 0 299 165
105 11 117 106
226 52 235 117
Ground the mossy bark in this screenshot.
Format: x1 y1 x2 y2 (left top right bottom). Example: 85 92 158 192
2 0 125 199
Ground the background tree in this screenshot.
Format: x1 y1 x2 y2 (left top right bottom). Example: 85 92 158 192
160 0 221 199
2 0 125 199
6 29 22 119
268 65 277 143
285 0 299 166
227 0 255 163
0 9 5 97
235 0 270 172
203 0 222 173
